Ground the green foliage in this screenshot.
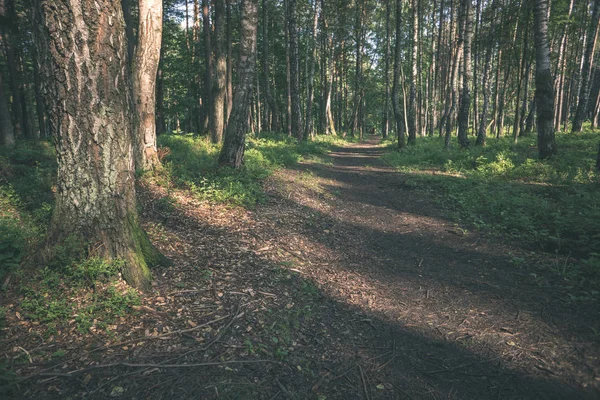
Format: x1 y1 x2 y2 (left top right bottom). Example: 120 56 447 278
20 258 140 335
382 130 600 279
155 133 346 206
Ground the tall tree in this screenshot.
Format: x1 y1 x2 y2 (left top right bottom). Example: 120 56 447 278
219 0 259 167
133 0 163 170
572 0 600 132
392 0 406 148
262 0 280 132
0 70 15 147
288 0 302 140
382 0 391 138
457 0 472 147
304 0 320 139
202 0 214 138
408 0 418 144
212 0 227 142
533 0 557 158
34 0 164 289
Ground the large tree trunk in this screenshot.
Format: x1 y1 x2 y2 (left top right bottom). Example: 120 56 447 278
392 0 406 148
288 0 302 140
156 45 166 136
34 0 164 289
133 0 162 171
212 0 227 143
457 0 472 148
533 0 557 158
0 70 15 147
572 0 600 132
219 0 259 168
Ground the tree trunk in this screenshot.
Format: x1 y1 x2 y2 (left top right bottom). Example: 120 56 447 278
156 45 166 136
34 0 164 290
202 0 214 138
261 0 279 133
408 0 418 144
304 0 319 140
382 0 391 138
133 0 162 171
0 69 15 147
226 0 233 123
288 0 302 140
457 0 472 148
212 0 227 143
392 0 406 148
572 0 600 132
284 0 292 136
533 0 557 158
219 0 259 168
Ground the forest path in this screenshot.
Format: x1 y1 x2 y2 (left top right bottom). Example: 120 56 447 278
250 134 600 398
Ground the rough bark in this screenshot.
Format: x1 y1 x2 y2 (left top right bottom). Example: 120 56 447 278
572 0 600 132
226 0 233 123
133 0 162 171
34 0 164 290
284 0 292 136
382 0 391 138
457 0 472 148
392 0 406 148
533 0 557 158
219 0 258 168
202 0 213 137
156 45 166 136
212 0 227 143
288 0 302 140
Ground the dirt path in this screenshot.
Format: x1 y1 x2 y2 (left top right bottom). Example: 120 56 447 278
7 136 599 399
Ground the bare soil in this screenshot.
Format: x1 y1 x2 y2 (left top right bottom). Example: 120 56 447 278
3 136 599 399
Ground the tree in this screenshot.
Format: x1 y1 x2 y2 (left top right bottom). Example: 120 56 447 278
133 0 163 171
288 0 303 140
408 0 418 144
34 0 164 290
219 0 259 168
212 0 227 143
533 0 557 158
572 0 600 132
392 0 406 148
457 0 472 148
0 70 14 147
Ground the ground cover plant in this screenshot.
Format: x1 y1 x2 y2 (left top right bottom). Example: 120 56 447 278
382 128 600 284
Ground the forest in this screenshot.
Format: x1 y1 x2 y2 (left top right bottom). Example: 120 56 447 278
0 0 599 398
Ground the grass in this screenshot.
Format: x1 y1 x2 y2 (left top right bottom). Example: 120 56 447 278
153 132 348 206
382 128 600 283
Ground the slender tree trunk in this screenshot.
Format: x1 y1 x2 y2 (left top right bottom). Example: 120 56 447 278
212 0 227 143
34 0 164 289
553 0 574 130
284 0 292 136
407 0 418 144
476 44 492 146
133 0 162 171
202 0 213 137
304 0 319 139
533 0 557 158
0 70 15 147
382 0 391 138
392 0 406 148
572 0 600 132
32 45 48 138
261 0 279 132
457 0 472 148
288 0 302 140
219 0 259 168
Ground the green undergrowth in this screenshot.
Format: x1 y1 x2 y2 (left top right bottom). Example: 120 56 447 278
382 129 600 283
153 132 348 206
19 257 141 336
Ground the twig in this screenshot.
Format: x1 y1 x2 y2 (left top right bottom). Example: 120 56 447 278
358 364 370 400
275 378 293 399
36 360 281 378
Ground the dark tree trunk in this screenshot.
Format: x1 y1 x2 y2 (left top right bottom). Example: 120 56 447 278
572 0 600 132
203 0 214 138
382 0 391 138
288 0 302 140
457 0 472 148
408 0 418 144
133 0 162 171
392 0 406 148
212 0 227 143
34 0 164 290
226 0 233 124
219 0 259 168
0 69 15 147
304 0 319 140
533 0 557 158
262 0 279 132
284 0 292 136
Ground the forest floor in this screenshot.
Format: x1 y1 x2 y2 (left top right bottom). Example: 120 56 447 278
3 136 600 399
